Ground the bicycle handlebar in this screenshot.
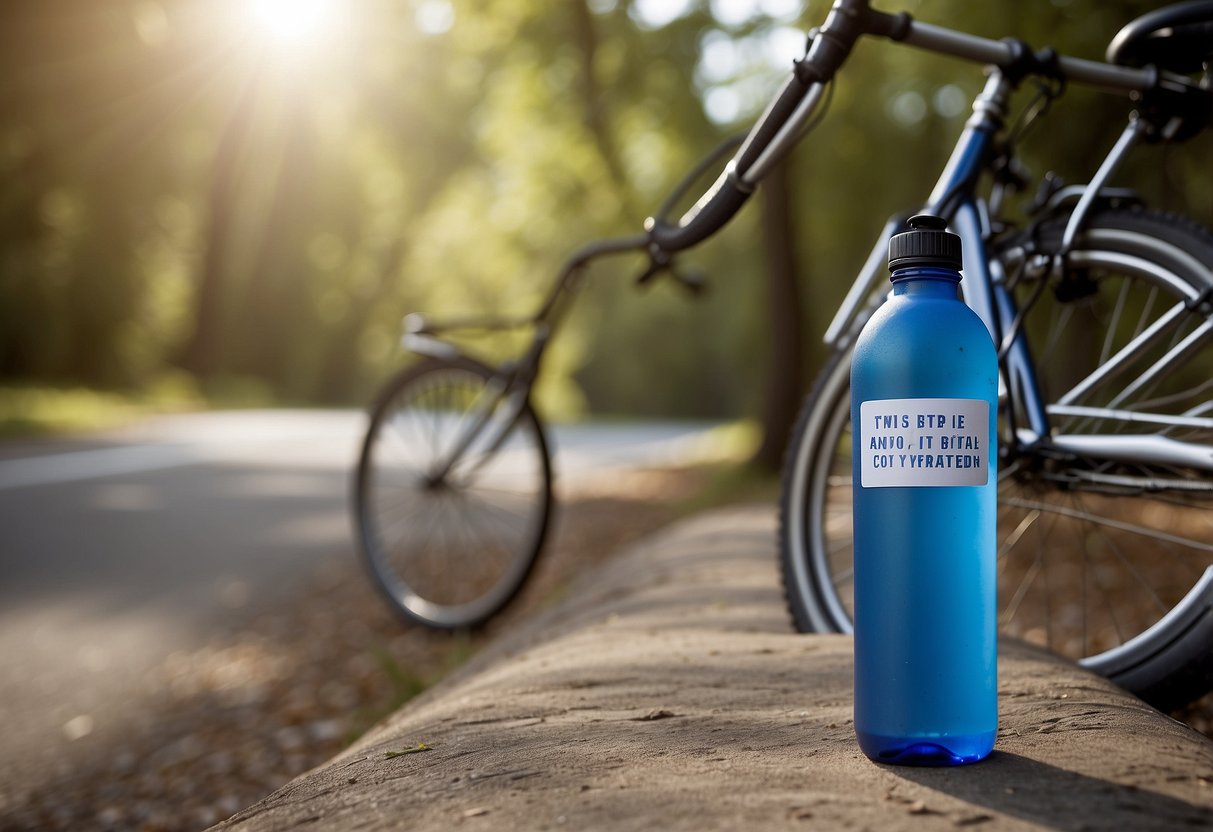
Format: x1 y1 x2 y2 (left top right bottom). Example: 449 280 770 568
646 166 753 251
646 0 888 252
645 0 1192 255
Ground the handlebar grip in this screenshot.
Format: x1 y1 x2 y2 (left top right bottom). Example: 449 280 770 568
645 168 752 253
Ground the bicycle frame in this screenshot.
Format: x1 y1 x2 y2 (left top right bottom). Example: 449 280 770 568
820 64 1213 475
403 0 1213 477
399 233 648 482
823 69 1051 440
361 0 1213 695
632 0 1213 471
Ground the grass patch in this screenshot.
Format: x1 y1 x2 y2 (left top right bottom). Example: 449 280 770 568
0 385 151 438
347 634 476 742
0 373 281 438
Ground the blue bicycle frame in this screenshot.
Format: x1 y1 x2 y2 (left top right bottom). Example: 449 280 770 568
826 69 1056 444
816 63 1213 685
926 73 1052 443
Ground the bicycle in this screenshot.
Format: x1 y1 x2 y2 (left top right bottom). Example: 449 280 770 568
351 149 724 629
354 0 1213 709
769 0 1213 711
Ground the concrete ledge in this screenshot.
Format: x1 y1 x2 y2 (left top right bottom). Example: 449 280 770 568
216 507 1213 831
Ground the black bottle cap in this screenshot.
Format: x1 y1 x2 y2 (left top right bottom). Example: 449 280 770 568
888 214 963 272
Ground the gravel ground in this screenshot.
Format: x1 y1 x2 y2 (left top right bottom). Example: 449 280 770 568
0 468 714 832
2 464 1210 832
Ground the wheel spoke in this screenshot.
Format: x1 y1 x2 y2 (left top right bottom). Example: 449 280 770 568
1001 557 1041 630
783 212 1213 677
356 363 548 626
1133 284 1159 340
996 506 1041 561
1080 511 1130 648
1100 276 1132 367
1002 496 1213 554
1074 492 1170 616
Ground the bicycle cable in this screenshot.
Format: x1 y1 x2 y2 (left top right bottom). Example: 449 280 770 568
654 133 747 224
1006 75 1066 149
654 80 835 225
996 253 1051 361
791 78 835 151
932 75 1068 222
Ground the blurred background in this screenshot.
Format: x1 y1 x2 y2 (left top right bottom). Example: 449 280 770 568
2 0 1209 456
2 0 1212 829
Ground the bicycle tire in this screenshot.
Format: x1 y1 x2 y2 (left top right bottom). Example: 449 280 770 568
354 356 553 630
779 207 1213 708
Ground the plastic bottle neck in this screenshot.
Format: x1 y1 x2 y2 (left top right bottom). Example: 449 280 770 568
890 266 962 297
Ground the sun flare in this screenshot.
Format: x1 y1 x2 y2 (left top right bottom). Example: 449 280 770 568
248 0 334 44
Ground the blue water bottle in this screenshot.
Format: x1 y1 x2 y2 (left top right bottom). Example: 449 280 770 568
850 214 998 766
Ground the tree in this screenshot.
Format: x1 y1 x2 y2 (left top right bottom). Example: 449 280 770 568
753 157 805 469
3 0 1206 444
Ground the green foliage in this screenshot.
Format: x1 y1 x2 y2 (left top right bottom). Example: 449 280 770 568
1 0 1209 421
0 374 203 436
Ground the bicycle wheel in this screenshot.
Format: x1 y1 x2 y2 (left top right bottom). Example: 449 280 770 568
354 357 552 629
780 207 1213 709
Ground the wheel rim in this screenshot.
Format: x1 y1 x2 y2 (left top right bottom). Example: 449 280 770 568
996 234 1213 659
361 366 548 627
789 231 1213 666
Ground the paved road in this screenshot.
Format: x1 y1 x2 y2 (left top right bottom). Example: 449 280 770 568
0 410 724 800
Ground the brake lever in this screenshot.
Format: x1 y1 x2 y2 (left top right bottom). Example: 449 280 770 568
635 246 672 286
634 246 707 297
670 266 708 297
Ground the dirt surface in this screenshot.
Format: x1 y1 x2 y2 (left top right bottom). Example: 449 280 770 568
0 468 710 832
2 465 1210 832
214 507 1213 832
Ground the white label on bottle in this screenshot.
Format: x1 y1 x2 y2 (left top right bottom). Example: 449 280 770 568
859 398 989 488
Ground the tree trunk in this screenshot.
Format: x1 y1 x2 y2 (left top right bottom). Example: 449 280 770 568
752 159 805 471
569 0 640 220
179 79 259 378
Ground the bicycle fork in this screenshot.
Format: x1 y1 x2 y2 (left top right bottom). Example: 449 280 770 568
427 328 550 488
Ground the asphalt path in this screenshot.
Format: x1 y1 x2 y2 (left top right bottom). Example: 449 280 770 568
0 410 725 803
